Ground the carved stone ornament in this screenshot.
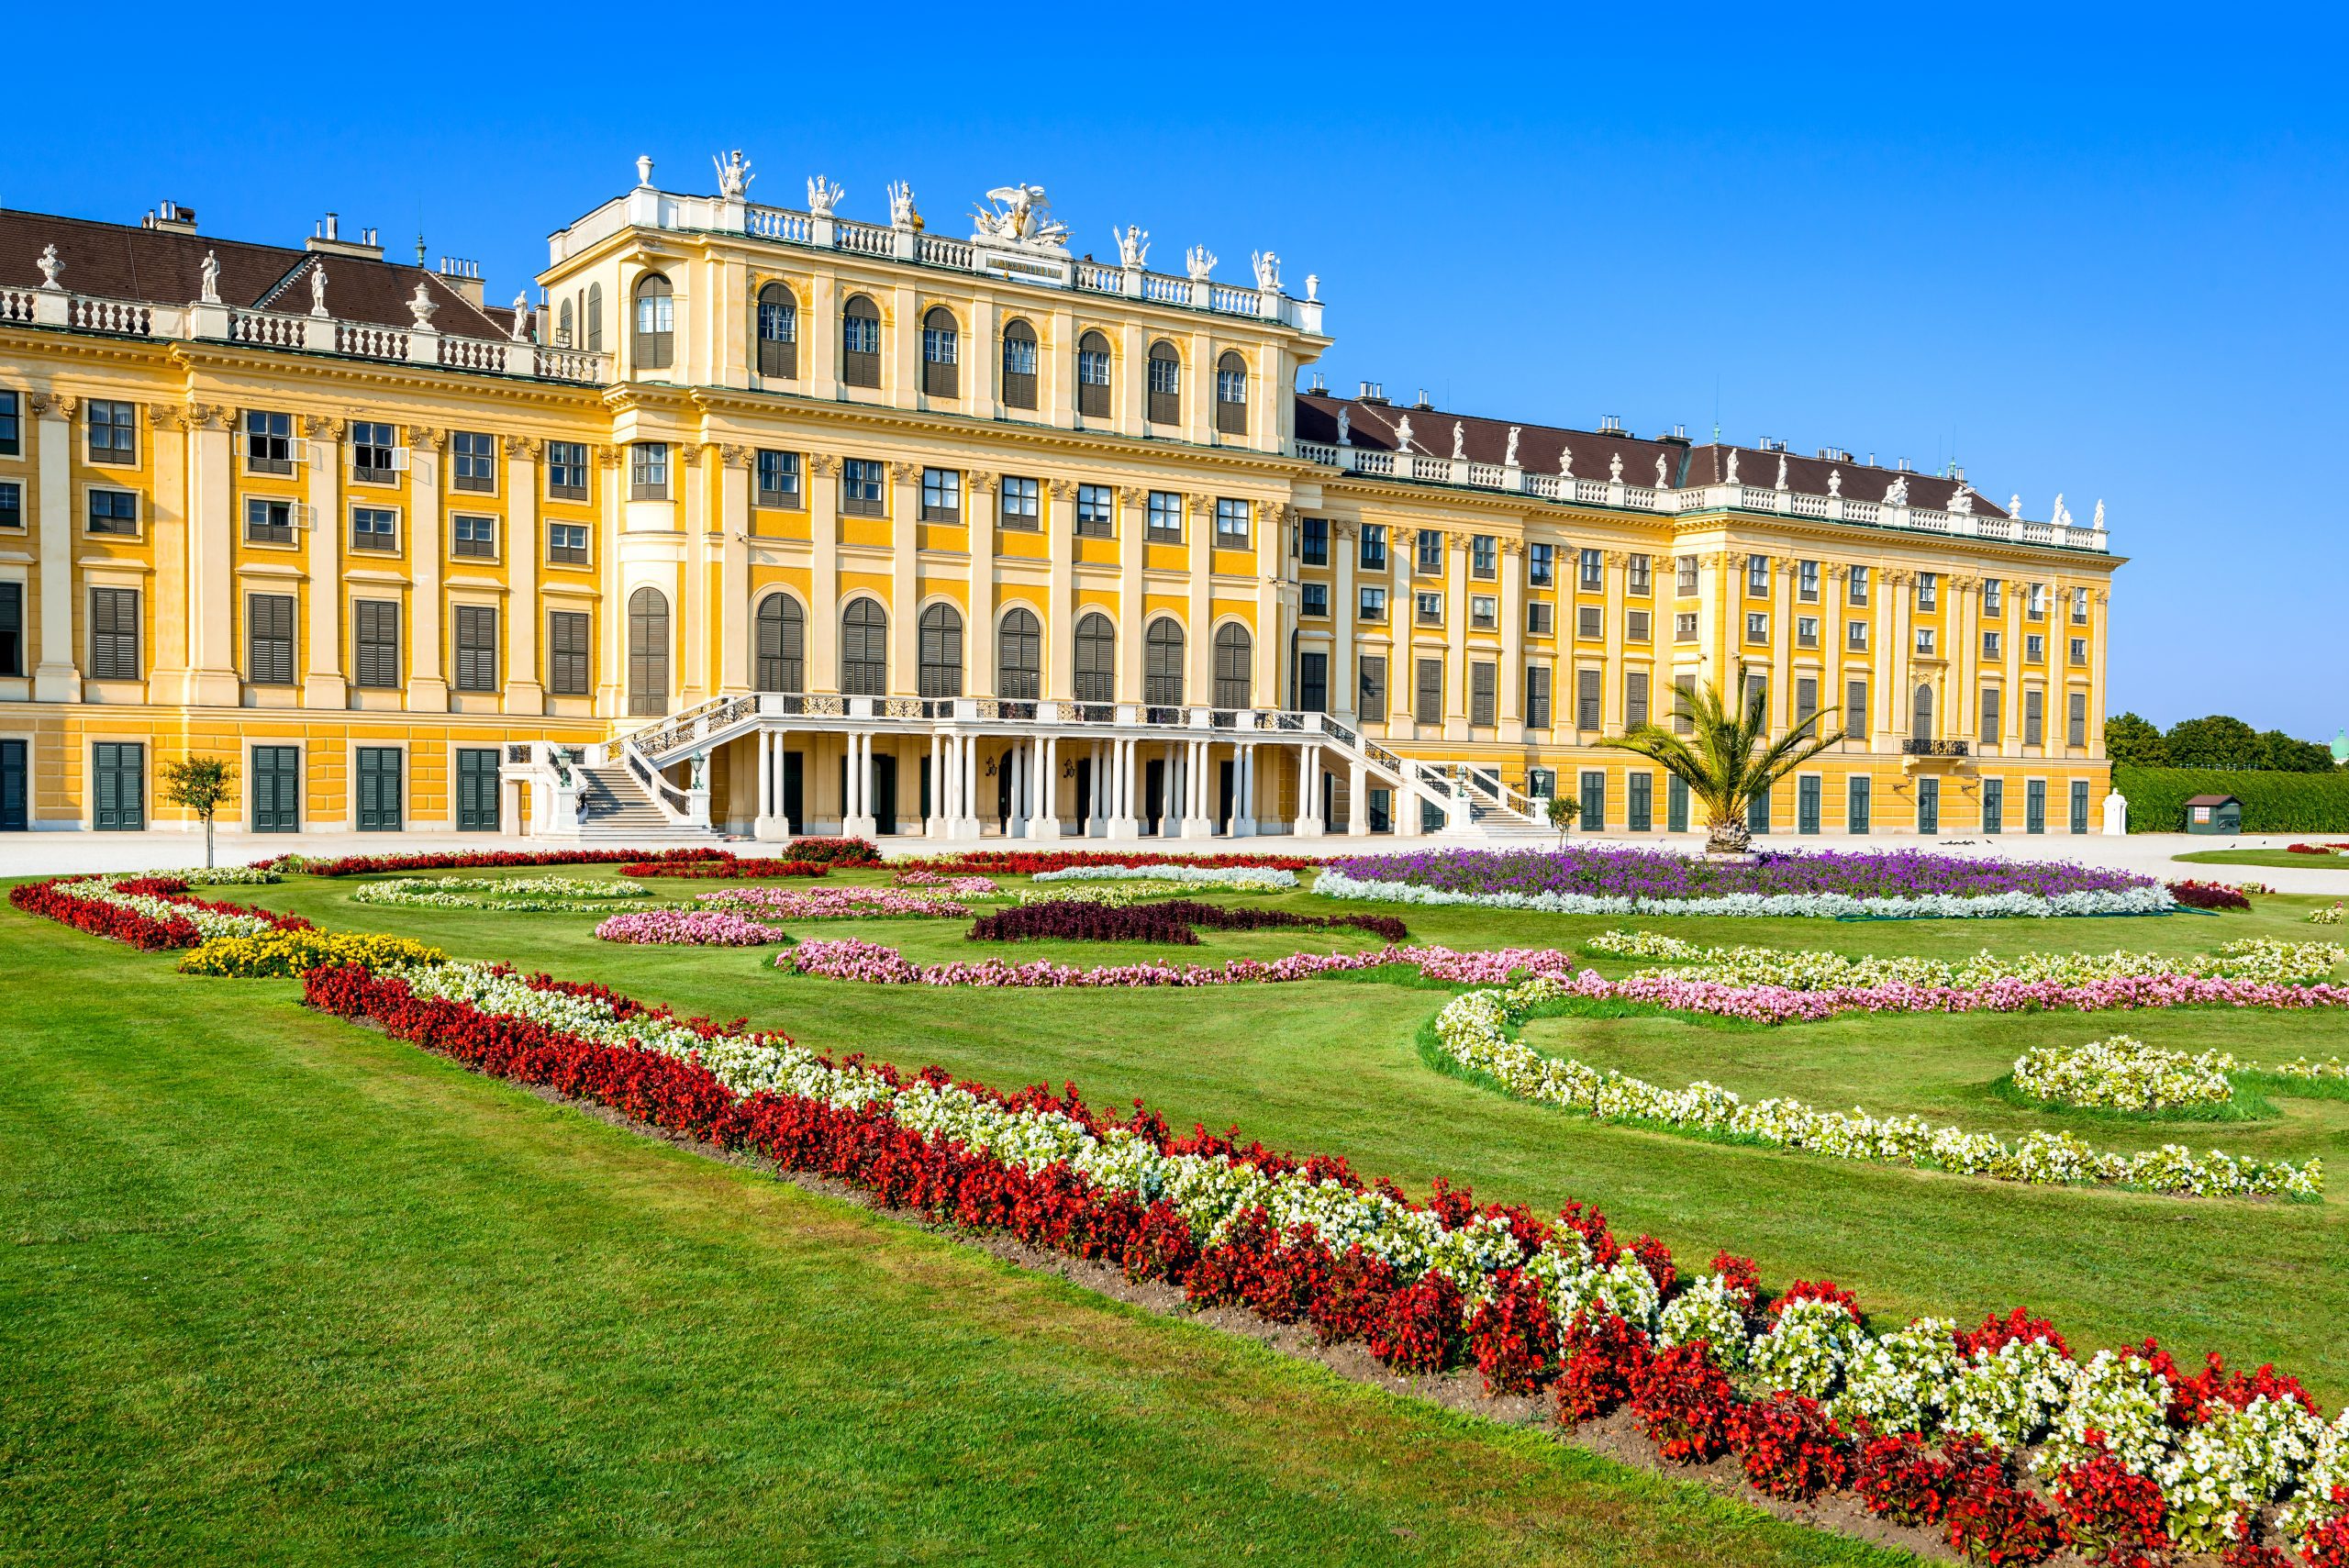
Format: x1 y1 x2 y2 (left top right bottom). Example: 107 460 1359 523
1824 562 1850 580
29 392 78 421
1265 502 1294 528
1048 478 1077 502
150 405 189 432
1603 550 1629 568
717 443 752 468
886 460 919 484
806 452 841 477
1116 485 1147 506
504 434 543 462
1187 494 1215 517
188 403 233 431
406 426 445 452
597 444 625 469
1330 519 1358 539
965 470 996 494
301 414 344 441
1499 537 1526 555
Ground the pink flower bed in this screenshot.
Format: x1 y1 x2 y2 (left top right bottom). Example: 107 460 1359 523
698 885 973 920
595 909 791 946
782 939 1573 988
891 869 999 896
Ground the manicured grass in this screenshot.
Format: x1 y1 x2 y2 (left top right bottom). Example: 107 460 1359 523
0 909 1907 1568
202 868 2349 1405
2173 847 2349 872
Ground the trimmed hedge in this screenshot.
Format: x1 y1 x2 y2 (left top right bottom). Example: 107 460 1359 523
2114 764 2349 833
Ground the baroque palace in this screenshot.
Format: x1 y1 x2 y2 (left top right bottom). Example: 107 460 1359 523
0 154 2120 841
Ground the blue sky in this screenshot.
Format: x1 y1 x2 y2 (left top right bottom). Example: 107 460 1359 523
15 3 2345 740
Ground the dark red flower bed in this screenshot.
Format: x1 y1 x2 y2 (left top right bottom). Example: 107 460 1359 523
7 877 311 950
620 859 832 880
906 849 1320 875
2165 879 2253 911
278 848 728 878
965 898 1407 946
751 838 882 867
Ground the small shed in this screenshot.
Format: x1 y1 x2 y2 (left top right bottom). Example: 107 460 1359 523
2184 794 2243 834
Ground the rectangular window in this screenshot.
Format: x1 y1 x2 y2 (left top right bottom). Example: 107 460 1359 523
1580 548 1603 590
999 331 1038 406
1848 775 1872 834
87 489 139 536
1076 340 1111 416
547 439 588 499
88 586 140 679
1846 619 1868 651
1214 497 1250 546
1668 773 1690 831
87 399 138 463
1415 591 1443 625
546 523 589 565
2069 637 2087 666
841 458 884 516
454 604 498 692
1528 542 1553 586
1983 630 2002 658
756 450 801 507
1983 578 2003 616
921 467 963 523
92 740 145 830
630 442 670 500
246 592 295 684
1576 667 1601 730
1627 609 1651 643
1359 585 1387 620
1798 773 1821 835
1675 554 1698 595
1301 583 1329 617
1675 674 1696 735
1746 612 1768 643
351 420 401 483
1917 774 1940 834
351 506 398 552
0 581 19 676
1298 651 1328 712
2028 582 2049 618
1742 671 1769 722
1359 654 1386 719
1626 671 1650 729
0 481 20 530
451 430 497 493
2024 689 2044 746
1846 678 1869 740
353 599 400 687
1798 560 1820 601
1469 661 1496 727
1525 664 1551 728
1848 564 1870 606
1915 627 1936 655
1413 657 1442 724
548 610 591 695
456 748 501 832
2071 586 2090 624
2068 692 2087 747
1576 605 1601 639
1981 777 2004 834
1628 553 1652 595
1419 530 1445 573
355 747 403 832
1146 491 1183 542
1980 687 2002 743
1795 676 1818 729
1746 553 1769 595
1470 595 1497 629
1579 770 1605 831
2070 779 2090 833
244 496 295 544
2027 778 2047 835
1917 571 1939 610
1300 516 1328 564
244 409 295 474
999 474 1040 528
1075 484 1114 538
1675 612 1697 642
1470 534 1497 578
452 514 496 558
0 389 18 455
1628 771 1652 831
2026 634 2045 663
1146 352 1180 423
1360 524 1387 572
1797 615 1819 648
1527 602 1553 636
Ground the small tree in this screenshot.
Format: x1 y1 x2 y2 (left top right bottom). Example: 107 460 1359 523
1545 793 1575 845
1601 668 1841 856
159 755 236 870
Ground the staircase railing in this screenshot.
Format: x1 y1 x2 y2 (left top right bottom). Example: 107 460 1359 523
619 735 711 828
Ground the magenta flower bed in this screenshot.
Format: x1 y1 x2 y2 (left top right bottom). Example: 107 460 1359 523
1328 845 2154 902
595 909 791 946
697 885 972 920
965 898 1408 946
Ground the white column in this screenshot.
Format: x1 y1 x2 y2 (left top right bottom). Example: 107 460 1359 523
755 728 785 840
1109 739 1138 838
185 407 239 704
844 731 876 838
1234 743 1258 837
927 731 945 837
406 429 448 709
1297 742 1325 837
506 438 544 714
1348 758 1369 837
1036 733 1061 839
30 395 80 701
303 417 348 707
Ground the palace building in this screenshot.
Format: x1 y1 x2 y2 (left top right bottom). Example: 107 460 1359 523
0 158 2120 841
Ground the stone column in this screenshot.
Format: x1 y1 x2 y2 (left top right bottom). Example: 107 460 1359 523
807 454 841 692
148 406 190 693
1047 479 1075 697
1234 742 1257 837
1186 493 1214 704
406 426 449 709
1297 742 1325 836
718 445 752 694
927 730 945 836
29 394 82 702
504 435 544 714
1254 504 1286 709
679 445 710 705
1115 486 1146 704
1109 738 1139 837
596 444 626 716
1347 757 1369 836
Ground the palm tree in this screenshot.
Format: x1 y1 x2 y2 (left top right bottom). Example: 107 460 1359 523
1601 668 1842 856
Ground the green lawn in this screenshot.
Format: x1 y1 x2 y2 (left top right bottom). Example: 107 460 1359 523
2174 847 2349 873
0 908 1905 1568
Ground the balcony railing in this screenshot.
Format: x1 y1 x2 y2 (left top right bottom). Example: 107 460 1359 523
1903 739 1971 757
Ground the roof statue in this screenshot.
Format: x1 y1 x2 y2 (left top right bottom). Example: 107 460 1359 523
1394 414 1415 452
973 183 1069 250
1304 273 1319 301
509 291 531 341
806 176 843 218
1656 453 1673 489
308 262 329 317
1609 451 1623 483
35 243 61 290
2092 498 2106 530
1335 407 1351 447
1558 445 1573 478
1884 475 1909 506
1185 245 1217 282
1113 225 1149 269
1251 250 1279 291
1828 468 1842 497
198 250 220 305
2051 493 2073 528
2010 493 2023 518
713 150 754 201
1948 484 1975 516
1451 421 1465 461
406 278 437 329
635 154 655 187
886 182 918 229
1724 449 1739 485
1504 426 1521 467
1775 452 1789 491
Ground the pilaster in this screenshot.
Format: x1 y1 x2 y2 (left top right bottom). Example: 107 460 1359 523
718 445 751 694
405 426 448 709
1498 537 1525 737
680 443 710 704
503 435 543 714
807 453 841 692
29 393 81 702
1114 484 1145 703
184 402 240 705
967 471 998 697
303 416 348 707
888 461 919 693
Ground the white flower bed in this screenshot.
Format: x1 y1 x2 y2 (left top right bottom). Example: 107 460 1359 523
2012 1036 2238 1110
352 875 651 913
56 878 284 940
1010 881 1197 907
169 865 284 884
1034 863 1298 890
1314 869 2177 919
2271 1056 2349 1082
1584 930 2345 989
1431 978 2321 1200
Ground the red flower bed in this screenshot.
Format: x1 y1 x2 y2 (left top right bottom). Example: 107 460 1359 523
280 848 727 878
2165 879 2253 911
7 877 310 950
965 897 1408 947
759 838 882 867
621 859 832 880
1730 1393 1854 1500
906 849 1320 875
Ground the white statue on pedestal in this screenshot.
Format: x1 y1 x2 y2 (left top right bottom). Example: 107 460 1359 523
407 279 437 329
2051 493 2073 528
1775 452 1789 491
1948 484 1975 515
2092 498 2106 530
1113 225 1150 268
309 263 329 317
807 176 843 217
1251 250 1279 291
713 150 754 200
1885 474 1909 506
1654 453 1669 488
1504 426 1520 467
509 292 530 341
1725 449 1739 485
36 243 61 290
974 183 1068 249
1450 421 1465 461
1395 415 1415 453
886 181 917 228
1185 245 1217 282
1335 408 1351 446
199 250 220 305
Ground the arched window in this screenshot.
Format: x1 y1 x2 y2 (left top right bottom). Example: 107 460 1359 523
557 298 574 349
627 586 669 716
841 295 881 388
1073 613 1114 704
1144 618 1185 706
755 594 804 693
920 306 959 397
631 273 674 372
996 608 1041 698
1076 330 1112 418
1214 350 1249 436
1912 682 1934 740
1000 319 1039 410
1212 623 1252 709
585 282 604 353
918 604 963 698
1146 340 1181 426
841 598 887 695
756 283 796 379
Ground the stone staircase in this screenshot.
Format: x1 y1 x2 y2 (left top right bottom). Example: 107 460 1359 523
562 762 718 843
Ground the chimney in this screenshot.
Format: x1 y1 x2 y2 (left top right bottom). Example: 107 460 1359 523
141 200 199 234
438 256 485 308
1356 379 1386 404
306 212 385 260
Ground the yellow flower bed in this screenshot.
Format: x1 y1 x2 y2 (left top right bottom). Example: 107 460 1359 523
178 929 448 978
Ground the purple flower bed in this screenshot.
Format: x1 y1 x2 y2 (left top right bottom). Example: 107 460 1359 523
966 898 1408 946
1325 845 2154 902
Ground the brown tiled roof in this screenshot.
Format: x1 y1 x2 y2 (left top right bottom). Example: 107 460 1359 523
0 208 514 339
1294 391 2006 517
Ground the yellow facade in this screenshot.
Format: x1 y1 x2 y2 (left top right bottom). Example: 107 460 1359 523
0 171 2118 840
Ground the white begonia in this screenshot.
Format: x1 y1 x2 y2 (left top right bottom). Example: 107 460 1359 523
1834 1318 1962 1436
1944 1337 2076 1450
1744 1298 1866 1402
2013 1035 2236 1109
57 878 284 940
1656 1273 1753 1370
1035 863 1297 889
2282 1407 2349 1538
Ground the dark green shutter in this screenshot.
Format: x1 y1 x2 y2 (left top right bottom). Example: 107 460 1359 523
356 748 403 832
93 742 145 830
456 749 500 831
250 746 299 831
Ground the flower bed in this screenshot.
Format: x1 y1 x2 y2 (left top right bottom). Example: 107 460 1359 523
760 837 883 867
697 885 971 921
2012 1036 2239 1110
179 929 447 977
1433 980 2320 1200
595 909 792 946
8 876 310 950
965 898 1407 947
620 859 832 880
2167 880 2254 912
905 849 1319 876
292 953 2349 1562
273 848 724 878
890 869 1000 896
2314 905 2344 927
1031 863 1299 891
1581 930 2346 990
351 876 652 913
1319 848 2171 918
1012 881 1222 908
2271 1057 2349 1083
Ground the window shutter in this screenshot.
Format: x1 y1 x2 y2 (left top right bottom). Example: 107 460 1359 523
249 594 295 684
1414 658 1442 724
1469 662 1496 727
356 599 400 688
549 611 590 695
